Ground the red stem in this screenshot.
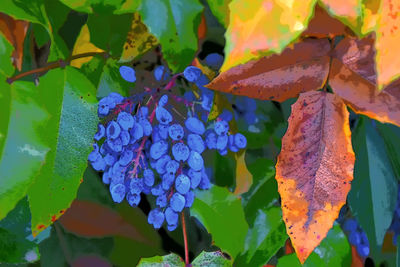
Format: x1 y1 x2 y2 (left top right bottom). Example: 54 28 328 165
181 212 189 265
7 51 106 84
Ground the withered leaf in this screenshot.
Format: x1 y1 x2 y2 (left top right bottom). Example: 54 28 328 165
275 91 355 263
207 38 331 102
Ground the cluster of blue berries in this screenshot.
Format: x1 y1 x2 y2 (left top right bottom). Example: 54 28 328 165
342 218 370 257
88 64 247 231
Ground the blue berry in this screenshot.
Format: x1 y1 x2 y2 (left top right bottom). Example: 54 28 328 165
183 66 202 82
150 140 168 160
88 145 100 162
107 137 123 152
130 123 144 142
183 91 195 102
158 124 169 139
172 143 190 162
148 209 164 229
187 134 205 153
102 169 111 184
130 178 144 194
107 93 124 108
90 155 106 171
106 121 121 139
218 110 233 122
357 244 370 257
143 169 155 187
137 106 148 119
195 74 209 87
110 183 126 203
165 160 179 175
162 173 175 191
185 117 205 135
159 95 168 107
185 190 195 208
343 219 357 232
188 168 201 189
204 53 223 70
111 162 125 184
156 154 171 174
188 151 204 171
98 98 111 116
218 148 228 156
117 112 135 130
175 174 191 195
119 66 136 82
170 193 185 212
234 133 247 149
216 134 228 151
156 193 167 208
214 120 229 135
205 131 217 149
165 207 178 226
154 65 170 81
168 124 184 141
199 168 211 190
120 130 130 146
348 231 361 245
94 124 105 141
151 184 164 196
119 150 134 166
156 107 172 125
167 224 178 231
127 192 141 206
139 119 152 136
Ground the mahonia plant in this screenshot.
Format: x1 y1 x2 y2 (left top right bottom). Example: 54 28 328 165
88 64 247 230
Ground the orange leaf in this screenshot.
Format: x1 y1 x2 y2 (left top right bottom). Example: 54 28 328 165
351 246 364 267
197 12 207 40
0 13 29 71
221 0 317 72
207 38 331 102
275 91 355 263
302 5 347 38
374 0 400 90
59 200 154 246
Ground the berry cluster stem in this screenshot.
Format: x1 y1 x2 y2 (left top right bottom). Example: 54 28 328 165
181 211 189 265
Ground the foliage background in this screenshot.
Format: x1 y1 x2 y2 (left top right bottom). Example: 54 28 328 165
0 0 399 266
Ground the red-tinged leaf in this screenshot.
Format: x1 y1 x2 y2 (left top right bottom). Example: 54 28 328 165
59 200 154 246
374 0 400 90
275 91 355 263
72 255 111 267
197 13 207 40
207 38 331 102
221 0 317 72
319 0 362 33
0 13 28 71
302 5 347 38
333 36 376 83
330 58 400 127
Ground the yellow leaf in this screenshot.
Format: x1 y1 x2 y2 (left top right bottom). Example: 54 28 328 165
361 0 380 34
70 24 104 68
319 0 363 33
233 150 253 195
119 13 158 63
221 0 317 72
375 0 400 90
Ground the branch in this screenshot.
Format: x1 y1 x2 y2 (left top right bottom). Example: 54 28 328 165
7 51 107 84
181 211 189 265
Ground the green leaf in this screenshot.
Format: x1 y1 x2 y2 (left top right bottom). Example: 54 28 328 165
27 66 98 236
0 79 49 221
0 34 15 77
242 158 278 224
206 0 231 27
80 56 106 86
348 117 398 259
114 0 141 14
87 13 132 57
235 207 287 266
0 198 40 263
191 186 248 259
138 0 203 72
97 59 133 98
59 0 127 14
192 251 232 266
376 122 400 181
0 0 68 60
397 235 400 267
277 224 351 266
137 253 185 267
